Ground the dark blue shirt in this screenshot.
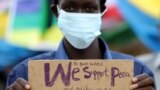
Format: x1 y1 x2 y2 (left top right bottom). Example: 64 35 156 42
6 38 154 86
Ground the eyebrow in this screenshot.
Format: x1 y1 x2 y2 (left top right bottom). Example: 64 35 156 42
62 0 99 7
82 2 99 7
63 0 77 6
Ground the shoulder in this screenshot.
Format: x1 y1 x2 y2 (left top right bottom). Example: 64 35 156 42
16 51 56 69
19 51 56 69
110 50 138 59
110 51 154 77
110 50 144 67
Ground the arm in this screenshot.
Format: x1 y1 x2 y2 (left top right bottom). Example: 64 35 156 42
6 61 31 90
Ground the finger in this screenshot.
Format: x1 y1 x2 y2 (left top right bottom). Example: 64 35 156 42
12 82 26 90
130 77 154 89
6 87 14 90
132 74 149 83
6 83 21 90
134 86 155 90
16 78 31 89
137 77 154 88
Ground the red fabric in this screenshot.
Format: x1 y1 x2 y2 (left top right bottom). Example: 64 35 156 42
103 5 123 21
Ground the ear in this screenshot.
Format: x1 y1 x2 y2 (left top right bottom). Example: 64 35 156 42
100 4 106 13
50 4 59 17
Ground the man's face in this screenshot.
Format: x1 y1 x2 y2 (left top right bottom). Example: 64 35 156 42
58 0 101 13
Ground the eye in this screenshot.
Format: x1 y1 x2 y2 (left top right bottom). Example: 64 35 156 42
65 7 76 12
85 7 96 13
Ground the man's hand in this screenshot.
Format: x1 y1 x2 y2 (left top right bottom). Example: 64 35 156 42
6 78 31 90
130 74 155 90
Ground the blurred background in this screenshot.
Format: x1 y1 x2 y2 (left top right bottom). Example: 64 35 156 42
0 0 160 89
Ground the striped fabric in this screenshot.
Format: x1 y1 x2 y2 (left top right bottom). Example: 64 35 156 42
117 0 160 52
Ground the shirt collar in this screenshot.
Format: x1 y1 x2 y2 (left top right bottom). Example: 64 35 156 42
54 38 112 60
99 38 112 59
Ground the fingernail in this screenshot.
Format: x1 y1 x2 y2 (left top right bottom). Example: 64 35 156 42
130 84 138 90
132 78 138 82
25 84 31 89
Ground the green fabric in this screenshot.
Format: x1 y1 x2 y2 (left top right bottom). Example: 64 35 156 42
100 22 137 46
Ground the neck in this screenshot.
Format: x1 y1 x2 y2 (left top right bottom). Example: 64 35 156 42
63 38 103 60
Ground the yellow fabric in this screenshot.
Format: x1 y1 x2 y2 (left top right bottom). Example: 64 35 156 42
129 0 160 19
44 26 63 44
6 28 42 47
0 13 8 38
6 26 63 49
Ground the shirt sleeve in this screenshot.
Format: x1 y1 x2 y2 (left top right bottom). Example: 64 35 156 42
6 51 56 87
134 59 154 78
142 62 155 78
6 62 27 87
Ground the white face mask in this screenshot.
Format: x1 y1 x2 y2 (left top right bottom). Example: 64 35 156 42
58 9 102 49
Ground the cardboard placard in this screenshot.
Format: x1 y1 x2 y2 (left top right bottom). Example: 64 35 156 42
28 60 134 90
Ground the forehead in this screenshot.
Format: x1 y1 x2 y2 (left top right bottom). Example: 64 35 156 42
59 0 99 5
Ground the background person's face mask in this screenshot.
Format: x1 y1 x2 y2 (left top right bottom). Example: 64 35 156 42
58 9 102 49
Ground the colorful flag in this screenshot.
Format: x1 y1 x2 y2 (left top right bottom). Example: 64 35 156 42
117 0 160 52
6 0 48 48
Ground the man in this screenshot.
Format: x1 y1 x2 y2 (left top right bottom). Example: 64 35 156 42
6 0 155 90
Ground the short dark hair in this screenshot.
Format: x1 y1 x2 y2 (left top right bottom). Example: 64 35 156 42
53 0 106 4
52 0 106 12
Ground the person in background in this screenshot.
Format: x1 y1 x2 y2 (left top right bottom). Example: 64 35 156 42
6 0 155 90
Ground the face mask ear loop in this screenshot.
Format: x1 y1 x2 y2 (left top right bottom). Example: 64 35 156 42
57 5 60 13
101 7 108 17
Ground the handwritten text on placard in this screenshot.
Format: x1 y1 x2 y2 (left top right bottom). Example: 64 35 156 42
29 60 133 90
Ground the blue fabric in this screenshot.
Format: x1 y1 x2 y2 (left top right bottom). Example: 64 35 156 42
0 40 44 71
6 38 154 86
117 0 160 52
